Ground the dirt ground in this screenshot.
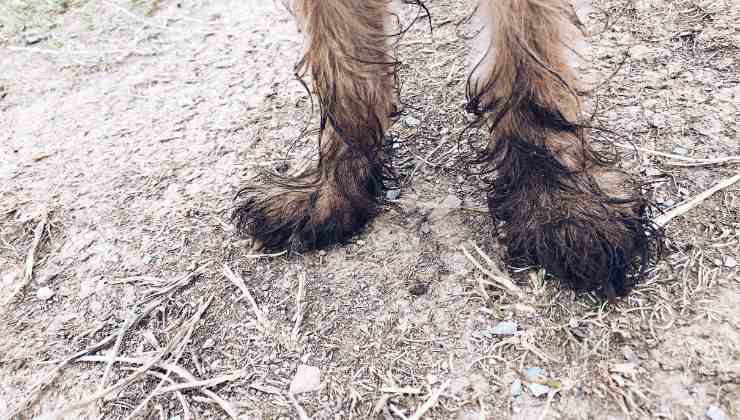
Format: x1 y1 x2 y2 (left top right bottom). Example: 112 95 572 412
1 0 739 419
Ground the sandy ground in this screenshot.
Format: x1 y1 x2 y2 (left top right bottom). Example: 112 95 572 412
1 0 739 419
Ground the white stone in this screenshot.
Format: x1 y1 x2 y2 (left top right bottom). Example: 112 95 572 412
290 365 321 394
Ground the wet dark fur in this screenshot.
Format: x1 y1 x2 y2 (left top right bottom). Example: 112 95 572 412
466 0 662 299
233 150 385 250
480 130 660 298
234 0 663 299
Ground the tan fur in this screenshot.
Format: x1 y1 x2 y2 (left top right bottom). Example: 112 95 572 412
471 0 584 164
234 0 395 249
294 0 395 153
473 1 579 111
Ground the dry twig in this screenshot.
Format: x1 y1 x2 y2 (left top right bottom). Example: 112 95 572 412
5 211 48 305
655 173 740 227
122 293 215 419
78 355 239 419
614 143 740 167
461 242 522 295
6 46 131 55
287 393 311 420
223 264 271 332
36 326 187 419
99 265 208 392
390 404 410 420
291 273 307 346
408 380 450 420
244 250 288 259
36 294 216 420
2 335 115 420
381 386 423 395
143 371 193 420
155 369 251 394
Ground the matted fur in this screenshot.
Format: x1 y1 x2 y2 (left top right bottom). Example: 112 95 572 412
234 0 396 250
466 0 662 299
234 0 663 299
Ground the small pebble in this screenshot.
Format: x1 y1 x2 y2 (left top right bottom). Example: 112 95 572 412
622 346 638 362
724 256 737 268
37 287 54 300
386 189 401 200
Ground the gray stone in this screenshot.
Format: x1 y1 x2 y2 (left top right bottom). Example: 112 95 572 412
386 189 400 200
492 320 518 336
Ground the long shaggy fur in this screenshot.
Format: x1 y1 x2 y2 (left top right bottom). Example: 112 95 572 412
234 0 395 250
467 0 661 299
234 0 663 299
